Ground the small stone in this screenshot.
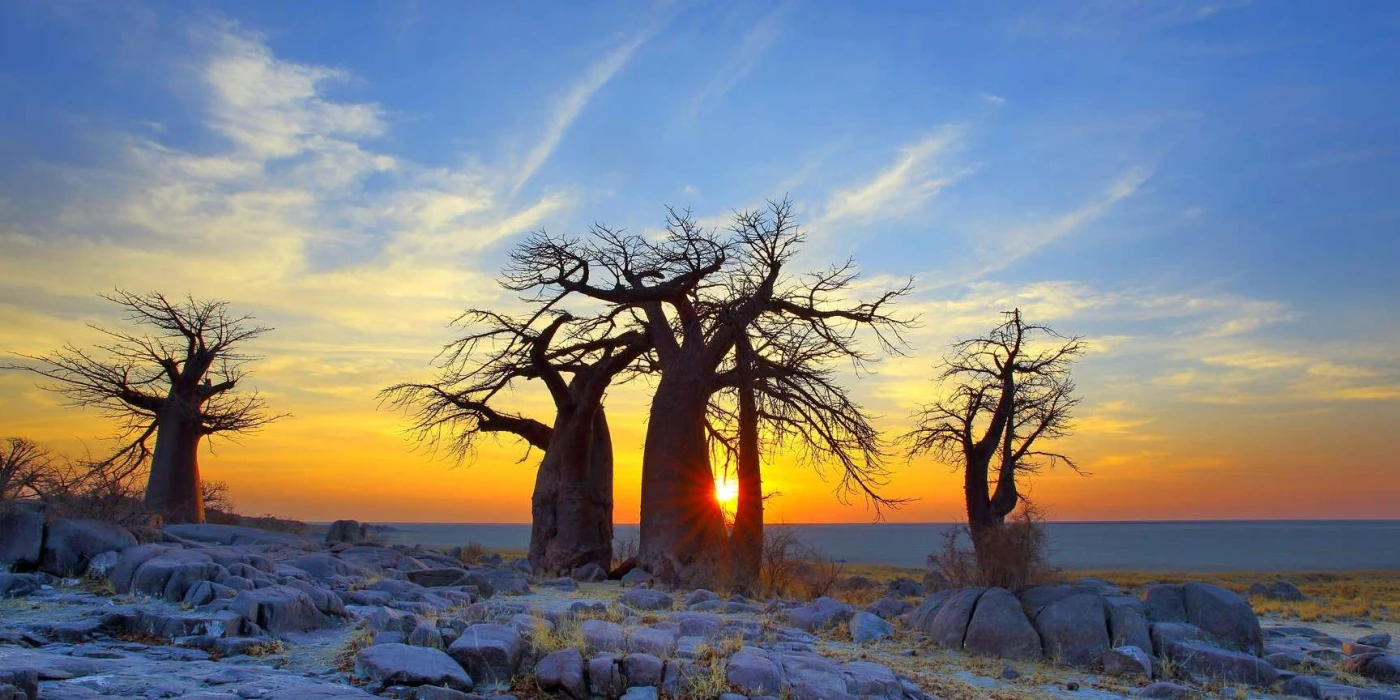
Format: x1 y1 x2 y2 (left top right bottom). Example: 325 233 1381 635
1000 665 1020 680
618 588 673 611
848 611 894 643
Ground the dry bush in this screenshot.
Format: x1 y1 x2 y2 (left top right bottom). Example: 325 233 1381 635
929 503 1059 591
201 480 235 515
760 528 845 600
612 533 639 569
457 540 487 565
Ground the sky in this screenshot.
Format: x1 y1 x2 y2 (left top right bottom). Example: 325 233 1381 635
0 0 1397 524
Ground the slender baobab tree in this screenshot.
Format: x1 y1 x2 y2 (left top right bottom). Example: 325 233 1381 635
7 291 280 523
507 201 911 586
383 309 650 575
901 309 1084 569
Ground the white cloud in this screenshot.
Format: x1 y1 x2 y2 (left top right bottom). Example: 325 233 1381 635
820 127 965 225
681 2 791 124
512 29 655 196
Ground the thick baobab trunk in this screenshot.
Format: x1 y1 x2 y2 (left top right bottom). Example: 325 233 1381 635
145 401 205 523
728 346 763 592
638 372 728 587
528 410 614 575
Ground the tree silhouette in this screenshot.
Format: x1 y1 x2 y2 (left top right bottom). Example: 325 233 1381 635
901 309 1084 569
383 308 650 574
507 200 912 586
7 291 280 522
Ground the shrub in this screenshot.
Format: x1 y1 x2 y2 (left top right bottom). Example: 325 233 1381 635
928 502 1059 591
760 527 845 600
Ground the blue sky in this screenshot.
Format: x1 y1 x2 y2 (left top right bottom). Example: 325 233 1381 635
1 0 1397 521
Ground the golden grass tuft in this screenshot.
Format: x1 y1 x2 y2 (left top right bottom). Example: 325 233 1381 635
334 623 374 673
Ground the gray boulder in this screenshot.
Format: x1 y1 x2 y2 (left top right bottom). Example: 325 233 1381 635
917 587 985 648
1248 580 1307 602
1142 584 1187 623
478 568 530 595
726 649 784 695
0 505 45 571
580 619 626 653
1136 681 1193 699
1341 652 1400 683
1281 675 1323 699
627 626 677 656
1106 596 1153 652
619 587 674 611
446 623 523 689
1182 583 1263 655
536 648 587 700
787 596 855 632
622 652 664 687
1163 640 1279 686
407 621 444 649
0 572 44 599
130 550 224 602
326 519 367 544
573 562 607 582
1359 632 1393 649
230 585 329 633
865 596 913 621
587 653 625 698
886 577 924 597
1149 622 1203 655
621 685 660 700
1032 592 1110 667
963 587 1040 660
1099 645 1152 678
848 611 895 643
354 643 472 691
684 589 719 607
39 519 136 576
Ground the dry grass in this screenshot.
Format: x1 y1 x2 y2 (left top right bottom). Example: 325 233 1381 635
333 623 374 673
1075 570 1400 622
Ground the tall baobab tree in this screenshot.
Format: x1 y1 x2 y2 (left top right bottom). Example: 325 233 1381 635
507 201 911 586
7 291 280 523
901 309 1084 570
382 309 650 575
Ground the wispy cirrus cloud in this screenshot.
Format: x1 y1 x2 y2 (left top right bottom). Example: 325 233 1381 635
819 127 966 225
512 28 656 196
680 2 792 125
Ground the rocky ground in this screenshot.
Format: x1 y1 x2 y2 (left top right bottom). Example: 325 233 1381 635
1 511 1398 700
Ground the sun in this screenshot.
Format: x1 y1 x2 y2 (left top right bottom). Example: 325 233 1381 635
715 478 738 506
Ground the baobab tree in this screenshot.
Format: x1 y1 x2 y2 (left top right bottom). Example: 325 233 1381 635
507 201 911 586
7 291 280 523
382 309 650 575
901 309 1084 574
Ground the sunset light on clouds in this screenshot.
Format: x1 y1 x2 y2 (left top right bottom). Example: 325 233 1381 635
1 1 1397 524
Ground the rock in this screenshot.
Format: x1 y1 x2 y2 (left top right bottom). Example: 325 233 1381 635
886 577 924 597
619 587 674 611
446 623 523 689
587 653 625 698
1341 652 1400 683
1182 583 1263 655
406 568 472 588
1359 633 1393 649
354 643 473 691
1142 584 1187 623
1033 592 1110 667
621 687 659 700
326 519 367 544
163 523 318 549
848 612 894 643
627 627 677 657
85 550 120 579
0 669 37 700
1149 622 1204 655
1249 580 1308 602
0 504 45 572
620 567 650 586
788 596 855 632
1099 645 1153 678
1281 675 1323 699
535 648 587 700
865 597 913 621
581 619 627 653
291 553 373 582
1000 665 1020 680
1136 681 1193 699
407 621 444 649
622 652 664 687
573 562 607 582
727 649 783 695
1106 597 1153 653
1163 640 1279 686
0 573 44 599
39 518 136 576
684 589 719 607
230 585 329 633
919 587 985 649
540 577 578 592
1019 584 1079 617
131 550 224 602
963 587 1041 661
